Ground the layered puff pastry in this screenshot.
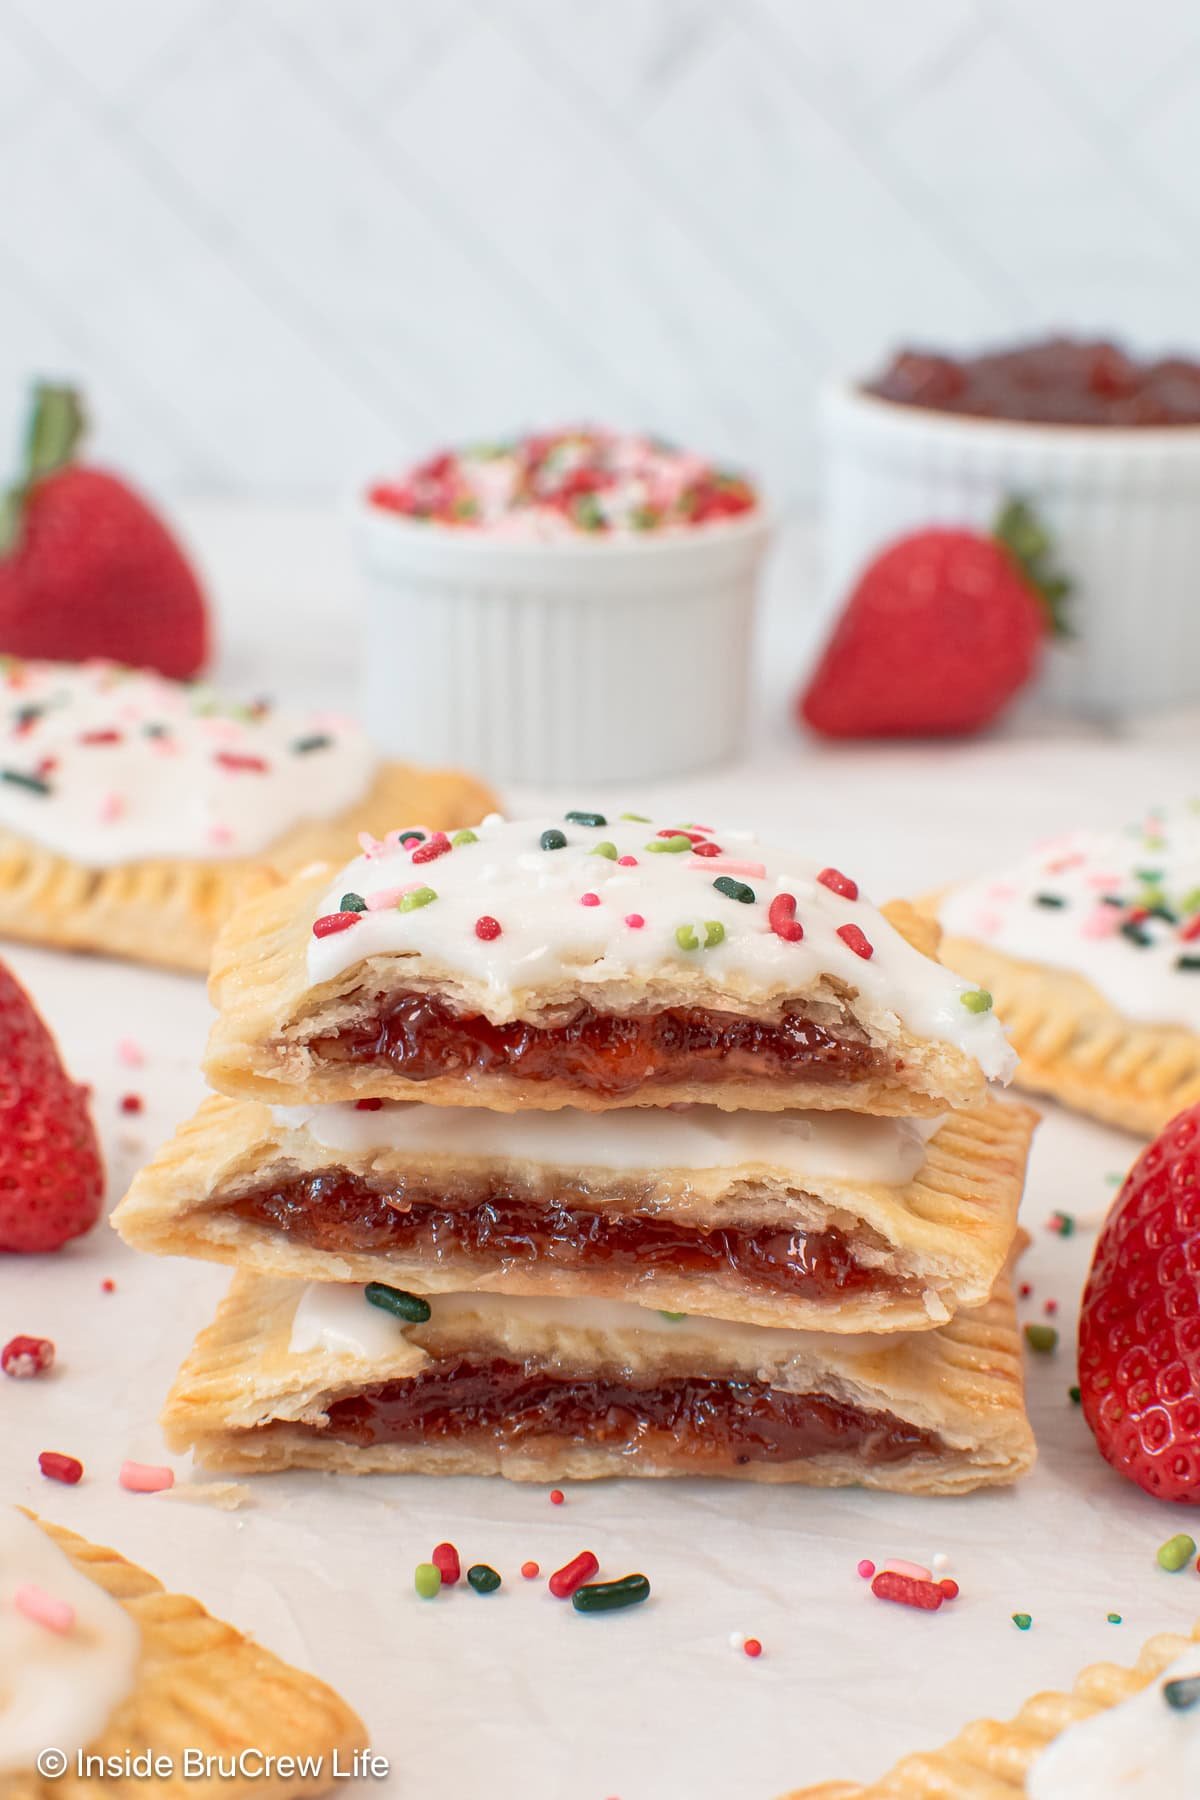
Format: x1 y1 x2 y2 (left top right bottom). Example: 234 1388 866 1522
161 1266 1035 1493
0 659 495 971
203 814 1015 1114
114 1092 1037 1335
929 809 1200 1136
1 1510 366 1799
789 1620 1200 1798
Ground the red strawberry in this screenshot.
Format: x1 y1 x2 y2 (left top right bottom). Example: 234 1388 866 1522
0 960 104 1253
0 384 210 679
799 500 1069 738
1078 1104 1200 1502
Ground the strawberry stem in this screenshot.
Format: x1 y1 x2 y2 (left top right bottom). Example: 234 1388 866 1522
0 382 87 556
993 496 1071 637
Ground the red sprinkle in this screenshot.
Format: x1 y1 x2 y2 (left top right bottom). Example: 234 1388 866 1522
617 855 638 867
215 751 269 774
431 1541 461 1587
548 1550 599 1598
871 1571 943 1611
768 893 804 943
580 892 601 907
817 867 859 901
412 831 451 865
742 1638 763 1658
475 915 502 941
690 841 724 858
549 1489 565 1506
119 1093 143 1115
39 1451 83 1485
312 911 362 938
658 828 705 844
355 1097 383 1111
1019 1282 1033 1299
2 1335 55 1378
1181 915 1200 942
101 1278 116 1294
625 913 645 929
1044 1298 1058 1316
837 923 874 960
79 728 122 746
856 1559 875 1580
938 1579 960 1600
521 1561 541 1580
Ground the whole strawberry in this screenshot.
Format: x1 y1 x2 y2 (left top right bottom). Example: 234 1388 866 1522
1078 1104 1200 1502
0 960 103 1252
0 384 209 679
799 500 1068 737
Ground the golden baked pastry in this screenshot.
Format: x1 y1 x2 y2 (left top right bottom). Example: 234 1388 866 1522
1 1509 366 1798
114 1091 1037 1335
203 815 1015 1114
161 1265 1035 1492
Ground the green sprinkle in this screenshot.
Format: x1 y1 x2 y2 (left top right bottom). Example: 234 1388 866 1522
1107 1612 1122 1624
572 1573 650 1614
1181 887 1200 915
1157 1533 1196 1572
540 828 568 851
1069 1385 1081 1404
620 812 650 822
414 1562 442 1599
590 841 618 860
291 733 332 754
675 920 725 951
1049 1210 1076 1236
1176 955 1200 972
339 891 367 913
467 1563 502 1594
1164 1673 1200 1711
647 835 691 853
713 875 755 905
451 828 478 846
1012 1613 1032 1631
1024 1323 1058 1353
1034 893 1067 908
960 989 993 1013
0 769 50 795
398 829 426 843
364 1282 432 1323
398 885 437 911
565 810 606 828
658 1311 687 1322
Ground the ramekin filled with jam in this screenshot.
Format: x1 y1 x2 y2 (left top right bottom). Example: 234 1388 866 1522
826 338 1200 719
356 427 769 785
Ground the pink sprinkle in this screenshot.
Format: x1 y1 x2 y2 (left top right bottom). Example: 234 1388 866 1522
116 1037 144 1068
687 856 766 878
15 1584 74 1635
1082 907 1120 940
1087 873 1122 890
580 892 601 907
971 909 1004 937
625 913 645 929
617 855 638 867
882 1558 931 1582
366 887 407 910
120 1460 174 1494
857 1559 875 1580
986 882 1018 901
1046 852 1086 874
357 831 387 859
207 824 234 848
99 792 125 823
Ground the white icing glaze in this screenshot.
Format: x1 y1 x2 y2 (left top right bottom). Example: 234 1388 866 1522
273 1099 941 1186
0 660 375 866
290 1282 412 1360
940 807 1200 1030
0 1510 141 1774
305 814 1014 1080
1027 1648 1200 1799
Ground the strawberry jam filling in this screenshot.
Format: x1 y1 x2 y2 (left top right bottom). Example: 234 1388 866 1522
229 1172 901 1301
311 1358 941 1467
309 991 885 1097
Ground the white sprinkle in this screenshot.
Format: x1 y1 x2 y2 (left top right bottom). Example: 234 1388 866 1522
931 1552 951 1574
728 1631 745 1651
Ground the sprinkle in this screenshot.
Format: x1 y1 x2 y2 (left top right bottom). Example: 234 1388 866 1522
837 923 874 960
1012 1613 1032 1631
690 856 763 877
572 1574 650 1614
617 855 639 867
292 733 332 753
521 1561 540 1580
119 1093 143 1115
215 750 269 774
590 841 618 859
769 893 804 943
1024 1323 1058 1353
1157 1533 1196 1572
1034 893 1066 908
540 828 568 851
620 812 650 822
658 1311 687 1322
565 810 606 827
580 892 601 907
312 911 361 938
1164 1673 1200 1711
742 1638 763 1658
931 1553 950 1574
550 1489 565 1506
414 1562 442 1600
467 1564 502 1594
1069 1385 1081 1404
365 1282 431 1323
939 1579 960 1601
356 1097 383 1111
817 867 858 900
2 1335 54 1378
116 1037 144 1067
398 885 438 911
960 989 993 1013
689 841 725 858
549 1551 599 1598
871 1571 943 1611
713 876 756 904
1044 1298 1058 1316
1 768 50 794
1176 954 1200 972
856 1559 876 1579
675 920 725 951
882 1559 931 1582
396 829 426 845
38 1451 82 1485
625 913 645 929
14 1584 75 1635
659 828 705 843
647 835 691 853
365 887 407 910
1047 1211 1075 1237
475 915 502 940
339 891 368 913
729 1631 746 1650
99 792 125 823
431 1543 461 1587
412 831 451 865
1107 1613 1122 1624
120 1461 174 1494
357 831 387 858
1019 1282 1032 1299
451 829 479 846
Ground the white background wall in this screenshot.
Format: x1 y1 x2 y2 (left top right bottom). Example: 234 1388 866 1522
3 0 1199 511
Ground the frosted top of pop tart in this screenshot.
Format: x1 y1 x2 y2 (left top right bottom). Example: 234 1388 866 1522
939 805 1200 1029
0 1510 141 1774
0 659 375 866
305 812 1015 1079
1026 1647 1200 1800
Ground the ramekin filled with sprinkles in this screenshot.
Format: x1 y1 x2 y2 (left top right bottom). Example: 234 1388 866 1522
357 427 769 785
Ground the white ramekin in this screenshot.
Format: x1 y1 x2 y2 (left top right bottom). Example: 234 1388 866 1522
354 502 771 786
824 381 1200 720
